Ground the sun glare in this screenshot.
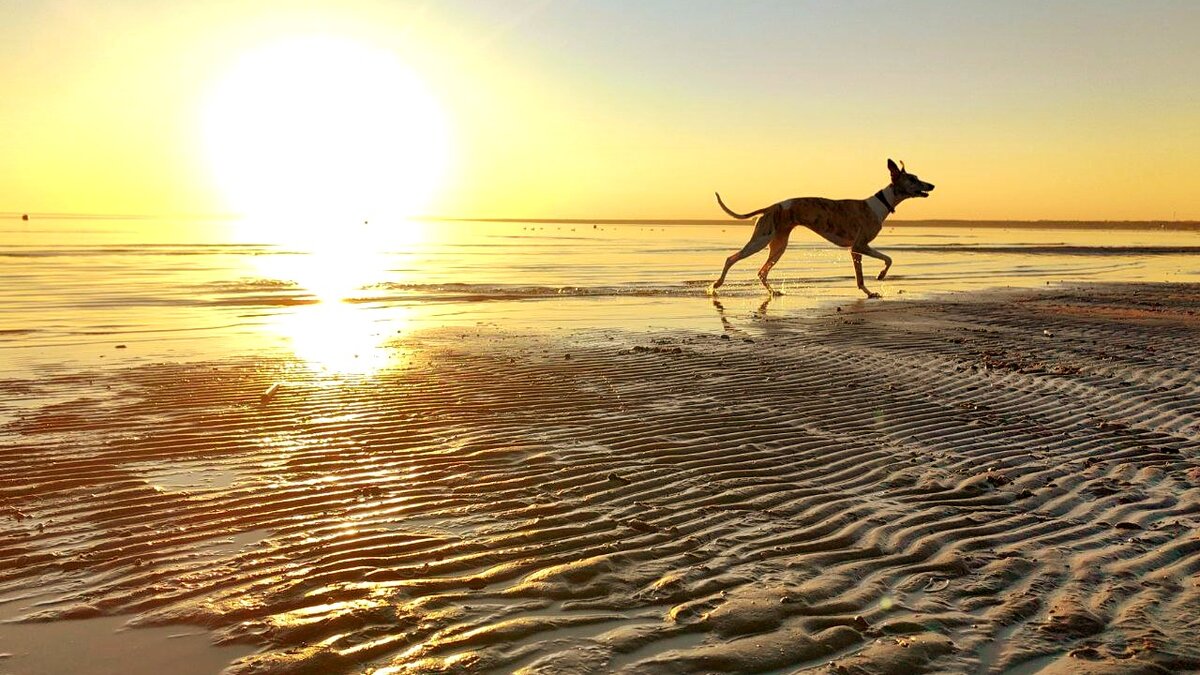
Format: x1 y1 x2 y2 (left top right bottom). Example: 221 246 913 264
268 300 414 377
201 35 451 229
203 35 445 374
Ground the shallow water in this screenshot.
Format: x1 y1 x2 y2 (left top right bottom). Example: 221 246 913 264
2 216 1198 377
0 616 257 675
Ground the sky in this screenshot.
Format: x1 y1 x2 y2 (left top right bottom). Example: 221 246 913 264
1 0 1198 221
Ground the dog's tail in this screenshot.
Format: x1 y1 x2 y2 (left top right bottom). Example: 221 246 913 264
715 192 769 220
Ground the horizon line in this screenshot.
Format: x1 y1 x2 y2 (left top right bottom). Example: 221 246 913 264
3 211 1199 229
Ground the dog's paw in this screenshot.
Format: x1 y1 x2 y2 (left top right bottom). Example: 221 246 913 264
867 292 882 299
876 272 888 281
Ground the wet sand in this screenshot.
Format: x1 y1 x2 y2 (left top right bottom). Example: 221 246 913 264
2 282 1199 674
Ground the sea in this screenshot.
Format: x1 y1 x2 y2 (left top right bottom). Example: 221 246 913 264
2 215 1198 379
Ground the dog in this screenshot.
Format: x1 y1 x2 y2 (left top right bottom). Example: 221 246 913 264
710 159 934 298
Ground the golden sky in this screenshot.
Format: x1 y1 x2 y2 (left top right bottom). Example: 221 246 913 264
2 1 1198 221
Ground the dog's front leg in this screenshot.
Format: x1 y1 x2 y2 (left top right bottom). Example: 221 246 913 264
851 252 881 299
857 245 893 280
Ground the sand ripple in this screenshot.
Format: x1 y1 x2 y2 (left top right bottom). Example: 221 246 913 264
2 283 1199 673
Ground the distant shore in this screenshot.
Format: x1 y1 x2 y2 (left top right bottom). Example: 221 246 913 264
5 212 1199 231
426 216 1200 230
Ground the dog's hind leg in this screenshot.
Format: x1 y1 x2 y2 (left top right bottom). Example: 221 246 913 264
712 212 775 291
757 229 791 295
855 244 893 280
851 251 881 299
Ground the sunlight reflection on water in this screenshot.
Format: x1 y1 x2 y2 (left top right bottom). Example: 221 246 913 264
239 217 428 375
265 300 415 376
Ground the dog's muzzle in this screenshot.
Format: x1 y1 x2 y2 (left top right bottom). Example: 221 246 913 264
917 183 935 198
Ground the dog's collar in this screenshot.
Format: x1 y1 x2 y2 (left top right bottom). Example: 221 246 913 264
873 190 895 214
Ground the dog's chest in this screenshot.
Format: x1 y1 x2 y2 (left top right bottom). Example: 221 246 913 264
861 216 884 243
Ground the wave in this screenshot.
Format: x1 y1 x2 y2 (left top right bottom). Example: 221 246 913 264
352 282 705 303
35 266 1168 313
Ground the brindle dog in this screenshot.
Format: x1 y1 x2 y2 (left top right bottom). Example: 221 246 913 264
711 159 934 298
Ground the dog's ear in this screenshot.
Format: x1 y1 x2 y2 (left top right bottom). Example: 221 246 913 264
887 159 901 176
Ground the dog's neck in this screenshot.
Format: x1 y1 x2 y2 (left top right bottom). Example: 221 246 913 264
867 185 902 222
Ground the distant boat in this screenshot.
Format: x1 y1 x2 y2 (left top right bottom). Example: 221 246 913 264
21 214 29 221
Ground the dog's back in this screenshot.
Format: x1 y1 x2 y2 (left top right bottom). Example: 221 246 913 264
772 197 877 247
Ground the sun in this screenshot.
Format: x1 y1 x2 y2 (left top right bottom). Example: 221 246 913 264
201 35 451 231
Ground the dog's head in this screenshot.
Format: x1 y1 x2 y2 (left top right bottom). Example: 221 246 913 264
888 159 935 199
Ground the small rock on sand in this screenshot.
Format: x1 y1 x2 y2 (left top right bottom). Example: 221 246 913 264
923 577 950 592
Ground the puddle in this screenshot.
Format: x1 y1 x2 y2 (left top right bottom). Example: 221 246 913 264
1002 653 1057 674
606 628 709 669
0 615 256 675
201 528 273 557
124 458 244 492
0 591 55 624
975 621 1023 673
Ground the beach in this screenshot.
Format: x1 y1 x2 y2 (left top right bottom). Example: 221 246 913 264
3 274 1199 673
5 0 1200 670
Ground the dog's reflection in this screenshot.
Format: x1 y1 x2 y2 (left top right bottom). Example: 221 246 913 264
711 294 776 337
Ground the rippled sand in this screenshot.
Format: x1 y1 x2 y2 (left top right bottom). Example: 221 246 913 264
2 283 1199 674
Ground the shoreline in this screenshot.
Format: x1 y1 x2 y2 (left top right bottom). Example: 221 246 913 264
2 282 1199 673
